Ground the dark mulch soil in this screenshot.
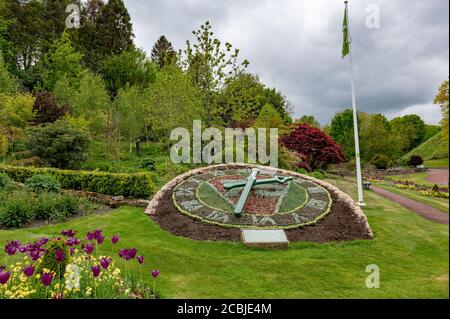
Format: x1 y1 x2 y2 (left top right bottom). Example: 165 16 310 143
150 184 372 243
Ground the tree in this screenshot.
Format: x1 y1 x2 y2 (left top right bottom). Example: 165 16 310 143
359 113 400 162
390 114 426 153
179 21 249 126
100 47 157 96
329 109 359 159
96 0 134 58
151 35 175 69
144 65 204 142
218 73 292 127
296 115 320 128
434 79 449 137
31 91 70 125
281 123 345 171
26 118 90 169
40 31 84 91
253 104 284 129
0 52 17 95
114 85 146 153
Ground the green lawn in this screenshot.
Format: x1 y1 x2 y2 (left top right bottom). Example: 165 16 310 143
388 171 448 187
0 178 448 298
402 132 449 167
374 183 448 213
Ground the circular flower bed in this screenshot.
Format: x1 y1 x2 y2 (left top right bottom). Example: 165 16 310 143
173 167 332 229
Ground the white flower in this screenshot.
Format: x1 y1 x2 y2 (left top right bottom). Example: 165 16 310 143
65 264 81 290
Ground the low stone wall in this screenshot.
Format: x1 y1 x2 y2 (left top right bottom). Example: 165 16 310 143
145 163 373 239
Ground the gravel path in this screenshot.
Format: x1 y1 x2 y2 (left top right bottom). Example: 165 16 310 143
426 168 449 185
371 186 448 224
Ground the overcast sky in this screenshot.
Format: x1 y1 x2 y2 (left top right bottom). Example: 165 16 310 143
124 0 449 125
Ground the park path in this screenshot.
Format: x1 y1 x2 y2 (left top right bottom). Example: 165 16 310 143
426 168 449 185
370 186 448 225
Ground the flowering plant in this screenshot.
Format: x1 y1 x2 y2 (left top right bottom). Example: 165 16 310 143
0 229 161 299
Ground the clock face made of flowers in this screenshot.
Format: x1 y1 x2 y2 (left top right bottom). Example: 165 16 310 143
172 166 332 229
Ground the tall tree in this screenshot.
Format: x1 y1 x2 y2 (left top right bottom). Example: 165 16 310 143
96 0 134 58
0 52 17 95
39 31 84 91
100 46 157 96
390 114 425 153
180 21 249 126
434 79 449 137
296 115 320 128
151 35 175 69
329 109 359 159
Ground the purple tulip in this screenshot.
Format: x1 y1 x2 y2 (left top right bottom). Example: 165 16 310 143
41 272 54 286
36 238 48 246
86 229 103 241
53 292 64 299
61 230 77 238
18 245 28 253
4 240 20 255
151 270 160 278
22 265 35 277
29 249 44 261
91 265 101 278
69 247 76 255
111 235 120 244
55 249 65 263
65 237 81 247
82 243 95 255
96 234 105 245
127 248 137 259
137 255 145 264
118 248 137 261
100 257 112 270
0 270 11 285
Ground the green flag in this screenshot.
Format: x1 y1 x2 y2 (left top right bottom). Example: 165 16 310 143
342 3 350 58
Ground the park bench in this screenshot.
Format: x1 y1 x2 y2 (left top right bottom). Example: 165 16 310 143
362 181 372 190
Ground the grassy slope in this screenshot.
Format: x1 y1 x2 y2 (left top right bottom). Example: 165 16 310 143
375 183 448 213
402 132 449 168
0 178 448 298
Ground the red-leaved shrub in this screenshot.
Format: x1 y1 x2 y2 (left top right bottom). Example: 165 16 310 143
281 123 345 170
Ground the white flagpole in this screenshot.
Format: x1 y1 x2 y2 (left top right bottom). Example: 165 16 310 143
346 1 365 206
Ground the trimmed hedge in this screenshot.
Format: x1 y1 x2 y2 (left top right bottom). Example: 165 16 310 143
0 165 156 198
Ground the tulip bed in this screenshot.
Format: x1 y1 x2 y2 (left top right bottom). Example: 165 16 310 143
0 229 160 299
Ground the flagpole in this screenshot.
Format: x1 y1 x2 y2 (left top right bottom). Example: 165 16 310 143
345 1 365 206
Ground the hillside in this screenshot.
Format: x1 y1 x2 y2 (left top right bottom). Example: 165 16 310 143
402 131 449 167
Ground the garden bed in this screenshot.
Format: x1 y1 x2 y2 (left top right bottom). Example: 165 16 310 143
151 185 372 242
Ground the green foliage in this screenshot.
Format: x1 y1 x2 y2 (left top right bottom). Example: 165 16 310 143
39 238 69 279
218 73 291 127
390 114 426 153
296 115 320 128
0 92 35 128
101 47 156 96
138 158 156 170
32 192 79 221
253 103 284 129
359 113 400 162
26 118 91 169
0 165 156 198
329 109 358 159
433 79 449 136
423 124 441 142
0 172 11 189
151 35 176 69
25 174 61 193
40 31 84 91
370 154 390 169
0 52 17 94
144 65 204 141
180 21 249 126
0 191 32 228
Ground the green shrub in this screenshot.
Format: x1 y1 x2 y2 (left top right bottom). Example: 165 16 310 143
0 165 156 198
54 193 80 217
370 154 390 170
0 172 12 190
31 192 79 221
0 192 33 228
25 174 61 193
38 238 69 279
310 171 325 180
138 157 156 170
32 192 57 220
